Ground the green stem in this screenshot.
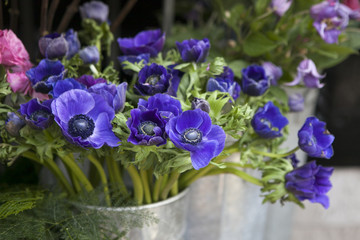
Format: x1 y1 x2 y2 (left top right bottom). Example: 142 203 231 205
88 154 111 207
224 162 256 169
160 174 168 193
161 171 180 200
206 167 263 187
152 175 163 202
126 165 143 205
170 180 178 197
22 151 75 196
251 146 300 159
64 164 81 193
180 165 215 189
107 150 128 195
140 169 152 204
58 153 93 192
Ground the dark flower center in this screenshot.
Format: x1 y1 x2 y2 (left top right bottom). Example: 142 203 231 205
34 81 53 94
30 110 51 121
145 75 160 85
138 121 157 136
68 114 95 139
182 128 202 145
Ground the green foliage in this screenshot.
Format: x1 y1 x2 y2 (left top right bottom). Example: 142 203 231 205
62 54 83 78
0 66 11 99
0 189 157 240
243 32 279 57
99 62 120 83
0 188 44 219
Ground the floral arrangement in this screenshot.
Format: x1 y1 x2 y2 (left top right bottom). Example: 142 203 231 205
1 1 358 221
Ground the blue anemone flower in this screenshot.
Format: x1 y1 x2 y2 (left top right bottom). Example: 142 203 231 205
285 161 334 209
135 63 173 96
241 65 269 96
166 109 226 170
51 78 86 98
88 82 128 113
19 99 53 129
26 59 65 94
176 38 210 63
251 101 289 139
298 117 335 159
76 75 106 88
117 29 165 57
5 112 26 136
127 108 167 146
51 89 120 148
118 53 150 75
79 1 109 23
138 93 182 121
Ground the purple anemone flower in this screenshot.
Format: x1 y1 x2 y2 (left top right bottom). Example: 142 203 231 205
117 29 165 58
51 89 120 148
191 98 210 113
127 108 167 146
176 38 210 63
288 93 305 112
207 66 241 100
251 101 289 139
310 0 360 43
51 78 86 98
76 75 107 88
286 59 325 88
262 62 283 85
138 93 182 121
5 112 26 136
79 1 109 24
79 46 100 64
65 29 81 59
166 109 226 170
271 0 292 16
298 117 335 159
38 33 69 59
166 65 183 97
20 99 53 129
285 161 334 209
135 63 173 96
26 59 65 94
286 153 300 168
241 65 269 96
88 82 128 113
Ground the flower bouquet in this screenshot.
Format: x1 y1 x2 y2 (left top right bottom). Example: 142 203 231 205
0 0 357 238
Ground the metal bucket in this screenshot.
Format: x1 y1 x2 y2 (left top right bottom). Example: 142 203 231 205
85 188 190 240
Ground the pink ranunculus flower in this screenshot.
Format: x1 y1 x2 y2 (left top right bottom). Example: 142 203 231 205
0 29 31 70
6 71 49 101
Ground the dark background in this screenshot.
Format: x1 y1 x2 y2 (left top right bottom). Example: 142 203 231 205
1 0 359 185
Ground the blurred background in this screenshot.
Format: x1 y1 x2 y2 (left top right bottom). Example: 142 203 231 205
1 0 360 239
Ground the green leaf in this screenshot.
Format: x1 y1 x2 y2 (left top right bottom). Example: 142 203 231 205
243 32 278 57
228 60 249 78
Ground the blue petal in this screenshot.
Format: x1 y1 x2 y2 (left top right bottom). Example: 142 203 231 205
190 140 218 170
88 112 120 148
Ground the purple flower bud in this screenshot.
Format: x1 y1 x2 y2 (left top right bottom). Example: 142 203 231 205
176 38 210 63
286 59 325 88
285 161 333 209
298 117 335 159
5 112 25 136
76 75 107 88
79 46 100 64
20 99 53 129
79 1 109 23
191 98 211 114
288 93 304 112
65 29 81 59
251 101 289 139
117 29 165 57
262 62 283 85
38 33 69 59
241 65 269 96
271 0 292 16
286 153 300 168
